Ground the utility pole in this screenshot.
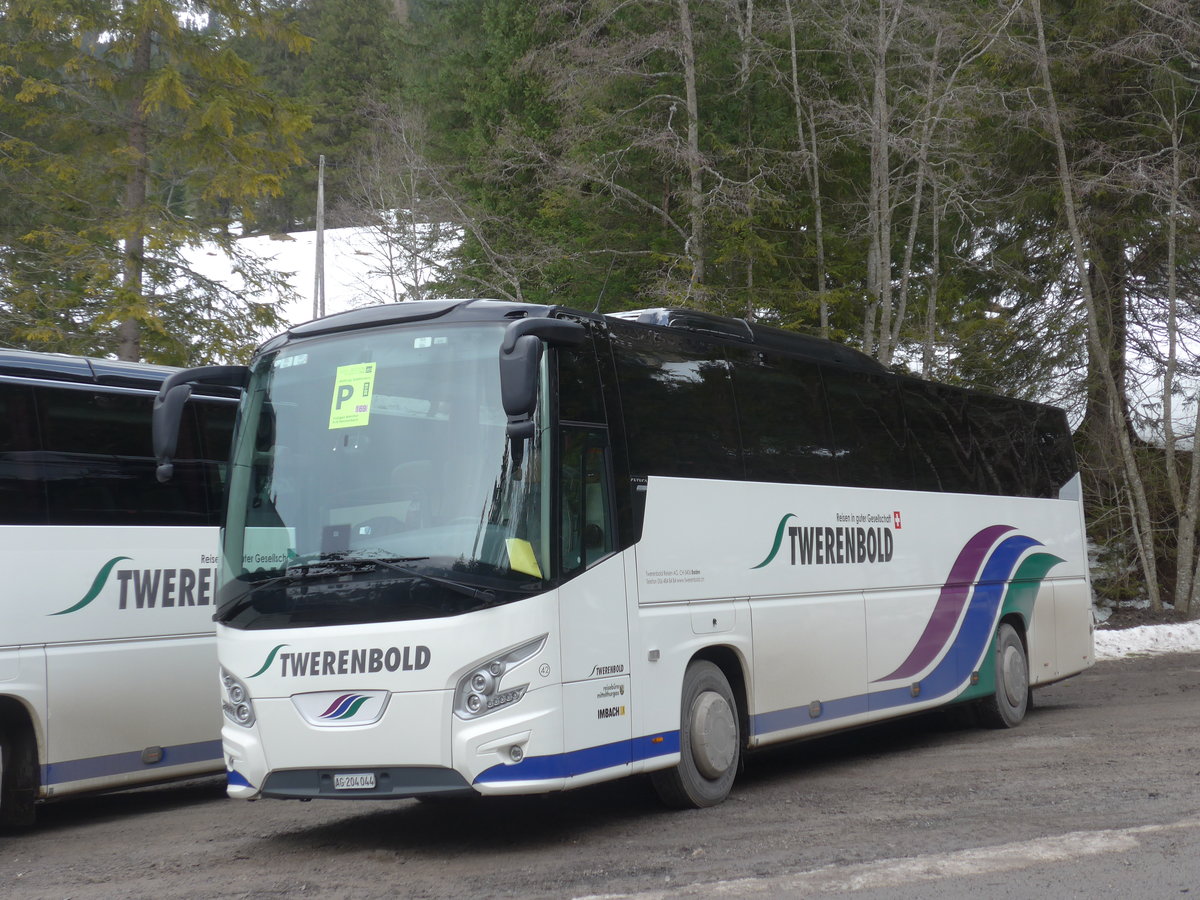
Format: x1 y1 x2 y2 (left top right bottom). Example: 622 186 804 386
313 154 326 320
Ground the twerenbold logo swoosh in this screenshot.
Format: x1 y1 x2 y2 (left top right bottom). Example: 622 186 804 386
873 525 1058 684
49 556 132 616
320 694 371 720
248 644 289 678
752 513 797 569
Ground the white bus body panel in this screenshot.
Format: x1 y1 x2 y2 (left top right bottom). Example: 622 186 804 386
223 473 1092 798
220 592 565 796
633 477 1092 747
2 525 222 798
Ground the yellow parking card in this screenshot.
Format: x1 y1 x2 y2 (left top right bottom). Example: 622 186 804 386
328 362 376 429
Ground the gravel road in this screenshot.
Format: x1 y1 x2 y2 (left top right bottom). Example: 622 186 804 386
5 652 1200 898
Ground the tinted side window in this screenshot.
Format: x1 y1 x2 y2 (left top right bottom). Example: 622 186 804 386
900 380 981 494
35 386 218 526
612 327 742 481
557 328 606 425
194 397 237 462
966 393 1039 497
729 349 835 485
0 381 47 523
191 398 238 517
1034 406 1077 495
559 426 615 576
823 369 911 489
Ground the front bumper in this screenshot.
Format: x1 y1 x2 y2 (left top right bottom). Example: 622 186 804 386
223 683 565 800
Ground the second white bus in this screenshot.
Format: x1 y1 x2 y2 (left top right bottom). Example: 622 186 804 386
0 350 236 827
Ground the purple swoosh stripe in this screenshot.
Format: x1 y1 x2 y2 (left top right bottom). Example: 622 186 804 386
874 524 1015 682
319 694 357 718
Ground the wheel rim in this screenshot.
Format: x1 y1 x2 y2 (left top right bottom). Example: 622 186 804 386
1001 641 1028 708
689 690 737 780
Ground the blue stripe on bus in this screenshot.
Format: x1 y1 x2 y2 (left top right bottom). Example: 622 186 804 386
232 540 1051 793
479 540 1041 785
474 732 680 785
42 739 223 786
227 768 253 788
752 535 1041 738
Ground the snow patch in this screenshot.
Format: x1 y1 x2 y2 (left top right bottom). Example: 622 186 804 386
1093 620 1200 660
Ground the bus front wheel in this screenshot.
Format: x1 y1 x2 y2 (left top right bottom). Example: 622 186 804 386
651 660 740 809
977 622 1030 729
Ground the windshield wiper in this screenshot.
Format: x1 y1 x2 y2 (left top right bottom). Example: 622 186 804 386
349 555 499 606
214 554 412 621
215 570 298 622
215 554 500 622
288 553 498 606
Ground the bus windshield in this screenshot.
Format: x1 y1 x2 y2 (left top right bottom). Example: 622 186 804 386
219 322 551 629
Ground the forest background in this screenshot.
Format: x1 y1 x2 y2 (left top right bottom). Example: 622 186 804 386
2 0 1200 617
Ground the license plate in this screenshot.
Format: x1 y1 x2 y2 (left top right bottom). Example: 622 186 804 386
333 772 376 791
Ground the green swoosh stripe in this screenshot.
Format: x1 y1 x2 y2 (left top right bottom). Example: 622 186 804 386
337 696 371 719
752 514 797 569
248 644 289 678
50 556 131 615
1000 552 1064 627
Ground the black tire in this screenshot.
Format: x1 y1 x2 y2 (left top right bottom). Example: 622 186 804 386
650 660 740 809
977 622 1030 729
0 724 37 830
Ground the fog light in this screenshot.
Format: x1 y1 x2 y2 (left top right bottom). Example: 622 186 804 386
221 668 256 728
509 745 524 763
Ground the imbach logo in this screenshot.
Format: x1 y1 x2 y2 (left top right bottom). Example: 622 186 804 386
753 513 898 569
50 555 219 616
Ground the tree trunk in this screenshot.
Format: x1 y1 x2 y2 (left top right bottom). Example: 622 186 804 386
1031 0 1161 611
678 0 704 295
922 181 940 377
891 29 942 356
872 0 898 364
117 21 153 362
784 0 829 338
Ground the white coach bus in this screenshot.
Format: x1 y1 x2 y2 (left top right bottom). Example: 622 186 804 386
0 350 236 827
154 300 1093 809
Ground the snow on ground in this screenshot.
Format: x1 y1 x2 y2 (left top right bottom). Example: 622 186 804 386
188 226 416 336
1094 619 1200 661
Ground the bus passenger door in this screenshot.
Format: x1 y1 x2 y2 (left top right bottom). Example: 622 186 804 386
556 427 631 776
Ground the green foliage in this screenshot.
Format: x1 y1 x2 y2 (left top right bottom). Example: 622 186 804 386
0 0 313 362
230 0 409 232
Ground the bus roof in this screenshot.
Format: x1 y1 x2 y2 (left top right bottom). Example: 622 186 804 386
264 299 884 374
0 349 238 397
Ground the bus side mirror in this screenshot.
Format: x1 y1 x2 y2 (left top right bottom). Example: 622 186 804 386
499 318 587 457
500 334 543 440
153 365 249 482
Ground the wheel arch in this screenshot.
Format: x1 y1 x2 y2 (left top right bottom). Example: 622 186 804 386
1000 610 1029 650
688 644 750 751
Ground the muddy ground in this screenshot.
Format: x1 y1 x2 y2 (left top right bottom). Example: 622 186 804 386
4 652 1200 898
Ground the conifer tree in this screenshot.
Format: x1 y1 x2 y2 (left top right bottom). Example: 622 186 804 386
0 0 312 362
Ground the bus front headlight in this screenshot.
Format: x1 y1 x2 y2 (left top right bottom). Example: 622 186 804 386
221 668 256 728
454 635 547 720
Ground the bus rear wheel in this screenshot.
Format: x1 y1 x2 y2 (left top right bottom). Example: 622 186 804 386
651 660 740 809
977 622 1029 729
